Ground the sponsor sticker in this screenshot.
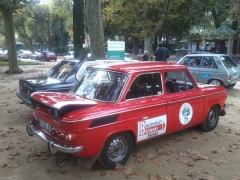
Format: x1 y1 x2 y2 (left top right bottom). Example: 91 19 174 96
137 115 167 142
179 103 193 125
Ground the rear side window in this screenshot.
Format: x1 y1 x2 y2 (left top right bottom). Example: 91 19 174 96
201 57 217 68
165 71 195 93
214 56 237 69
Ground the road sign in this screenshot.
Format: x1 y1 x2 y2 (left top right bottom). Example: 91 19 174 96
107 41 125 60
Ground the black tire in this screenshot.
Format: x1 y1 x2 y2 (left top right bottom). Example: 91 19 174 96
200 105 219 131
98 132 133 169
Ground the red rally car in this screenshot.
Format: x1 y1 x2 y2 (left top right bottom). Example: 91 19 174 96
26 61 227 169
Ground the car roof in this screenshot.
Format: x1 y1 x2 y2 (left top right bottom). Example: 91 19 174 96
184 53 228 57
88 61 187 73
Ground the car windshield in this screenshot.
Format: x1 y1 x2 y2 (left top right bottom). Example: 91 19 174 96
218 56 238 69
48 52 55 55
70 69 128 102
46 61 76 80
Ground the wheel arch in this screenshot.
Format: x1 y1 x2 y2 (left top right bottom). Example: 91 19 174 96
103 130 136 145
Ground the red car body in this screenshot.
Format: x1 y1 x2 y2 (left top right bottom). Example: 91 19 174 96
26 62 227 169
42 51 57 61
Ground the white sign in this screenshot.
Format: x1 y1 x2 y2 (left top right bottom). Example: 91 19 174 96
107 41 125 51
137 115 167 142
179 103 193 125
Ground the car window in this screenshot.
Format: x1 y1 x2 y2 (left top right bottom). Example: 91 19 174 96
125 73 162 100
214 56 238 69
48 52 55 55
201 57 216 68
179 56 202 67
71 69 128 102
164 71 195 93
46 61 76 80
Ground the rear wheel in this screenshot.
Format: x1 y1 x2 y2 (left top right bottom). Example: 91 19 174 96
200 105 219 131
209 79 222 86
98 132 133 169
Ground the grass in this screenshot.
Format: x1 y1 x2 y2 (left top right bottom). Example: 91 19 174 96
0 60 41 66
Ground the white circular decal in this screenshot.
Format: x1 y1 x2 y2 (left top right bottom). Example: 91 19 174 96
179 103 193 125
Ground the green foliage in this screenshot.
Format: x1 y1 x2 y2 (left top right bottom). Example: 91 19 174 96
53 47 69 55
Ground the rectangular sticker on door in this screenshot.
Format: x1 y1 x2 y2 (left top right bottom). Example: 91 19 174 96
137 115 167 142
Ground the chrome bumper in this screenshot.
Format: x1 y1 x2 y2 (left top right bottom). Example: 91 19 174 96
16 92 33 108
26 122 83 154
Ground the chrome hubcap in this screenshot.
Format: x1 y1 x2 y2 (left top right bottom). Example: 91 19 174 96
209 110 216 126
210 80 221 86
108 137 127 162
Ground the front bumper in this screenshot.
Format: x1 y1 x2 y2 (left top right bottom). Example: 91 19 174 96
16 92 33 108
26 122 83 154
223 77 240 86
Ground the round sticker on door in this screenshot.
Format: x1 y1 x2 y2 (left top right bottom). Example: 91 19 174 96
179 103 193 125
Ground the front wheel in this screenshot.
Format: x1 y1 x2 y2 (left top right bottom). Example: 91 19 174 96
209 79 222 86
200 105 219 131
98 132 133 169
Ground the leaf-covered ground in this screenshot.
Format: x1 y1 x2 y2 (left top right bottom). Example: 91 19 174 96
0 61 240 180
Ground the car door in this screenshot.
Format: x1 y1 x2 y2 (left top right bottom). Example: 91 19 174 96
198 56 221 84
163 70 205 134
179 56 201 82
123 72 168 143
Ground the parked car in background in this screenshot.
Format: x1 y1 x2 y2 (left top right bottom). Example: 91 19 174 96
42 51 57 61
30 51 42 60
0 49 4 55
177 53 240 88
17 50 33 59
64 51 74 60
16 59 127 108
124 53 137 61
26 61 227 169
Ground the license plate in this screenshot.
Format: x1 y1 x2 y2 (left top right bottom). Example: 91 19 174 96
37 118 53 132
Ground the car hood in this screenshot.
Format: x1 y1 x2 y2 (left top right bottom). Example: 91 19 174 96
22 76 62 85
197 83 226 91
31 92 97 111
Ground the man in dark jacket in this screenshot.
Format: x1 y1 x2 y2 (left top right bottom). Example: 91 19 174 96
154 42 169 61
142 51 149 61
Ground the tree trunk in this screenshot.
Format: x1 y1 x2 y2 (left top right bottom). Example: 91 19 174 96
86 0 105 58
3 9 22 74
73 0 85 59
144 35 153 61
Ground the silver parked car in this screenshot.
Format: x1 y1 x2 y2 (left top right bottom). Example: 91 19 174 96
177 53 240 88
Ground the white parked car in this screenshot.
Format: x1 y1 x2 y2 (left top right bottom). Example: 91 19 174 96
64 51 74 60
17 50 33 59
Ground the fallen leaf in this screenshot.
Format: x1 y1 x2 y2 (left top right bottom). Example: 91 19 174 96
1 134 7 138
100 172 107 176
115 163 125 172
123 167 133 176
187 161 194 166
60 170 68 175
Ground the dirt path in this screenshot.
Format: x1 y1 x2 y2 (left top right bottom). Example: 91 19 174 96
0 63 240 180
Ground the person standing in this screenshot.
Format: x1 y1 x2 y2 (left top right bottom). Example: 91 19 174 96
142 51 149 61
154 42 170 61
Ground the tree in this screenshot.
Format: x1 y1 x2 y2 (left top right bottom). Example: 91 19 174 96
73 0 85 59
0 0 38 74
86 0 105 58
